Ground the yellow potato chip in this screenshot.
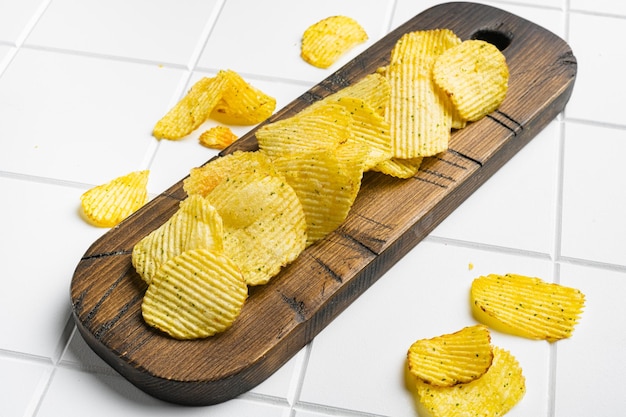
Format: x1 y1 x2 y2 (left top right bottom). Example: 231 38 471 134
153 75 229 140
256 102 352 160
408 325 494 387
372 157 422 179
184 150 279 197
471 273 585 342
433 39 509 122
271 143 366 246
198 125 238 150
385 29 461 158
205 173 307 286
415 346 525 417
141 248 247 339
301 15 368 69
305 73 391 116
80 170 149 228
210 70 276 125
132 194 224 284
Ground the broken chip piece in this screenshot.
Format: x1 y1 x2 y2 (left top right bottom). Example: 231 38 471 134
198 125 238 150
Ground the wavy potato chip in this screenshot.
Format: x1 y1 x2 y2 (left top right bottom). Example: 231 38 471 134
301 15 368 69
153 75 229 140
433 39 509 122
198 125 238 150
80 170 149 228
271 143 366 245
415 346 525 417
210 70 276 125
205 172 307 286
385 29 461 159
132 194 224 284
142 248 247 339
408 325 494 387
256 102 353 159
184 150 279 198
471 273 585 342
372 157 423 179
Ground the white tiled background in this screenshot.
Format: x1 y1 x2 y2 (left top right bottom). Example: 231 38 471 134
1 0 625 416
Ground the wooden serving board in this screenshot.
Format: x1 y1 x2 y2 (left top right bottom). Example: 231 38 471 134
70 2 576 406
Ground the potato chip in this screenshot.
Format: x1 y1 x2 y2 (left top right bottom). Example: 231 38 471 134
408 325 493 387
305 73 391 116
372 157 422 179
385 29 461 159
153 75 229 140
301 15 368 69
210 70 276 125
205 172 307 285
184 150 279 197
415 346 525 417
80 170 149 228
271 143 366 246
256 102 352 160
471 273 585 342
198 125 238 150
433 39 509 122
132 194 224 284
141 248 247 339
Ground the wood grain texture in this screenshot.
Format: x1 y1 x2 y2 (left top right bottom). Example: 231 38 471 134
70 2 577 406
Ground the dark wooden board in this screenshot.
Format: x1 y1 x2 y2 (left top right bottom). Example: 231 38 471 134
70 2 576 406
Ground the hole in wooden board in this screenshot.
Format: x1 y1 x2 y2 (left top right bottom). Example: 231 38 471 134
470 29 512 51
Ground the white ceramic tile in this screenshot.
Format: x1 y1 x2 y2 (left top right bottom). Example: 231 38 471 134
566 12 626 126
148 75 307 194
0 0 45 44
197 0 393 83
0 44 13 71
37 366 288 417
299 241 554 416
0 355 52 417
0 48 180 185
571 0 626 16
554 263 626 417
61 328 121 376
0 177 104 357
560 122 626 267
432 122 560 255
25 0 220 66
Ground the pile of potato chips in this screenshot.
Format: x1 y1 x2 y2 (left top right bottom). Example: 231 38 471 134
407 274 585 416
112 28 513 340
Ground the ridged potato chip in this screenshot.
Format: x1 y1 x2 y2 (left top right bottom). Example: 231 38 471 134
205 172 307 286
256 102 352 159
408 325 494 387
301 15 368 69
198 125 238 150
415 346 525 417
142 248 247 339
385 29 461 159
132 194 224 284
471 273 585 342
433 39 509 122
153 75 229 140
153 70 275 140
184 150 279 198
80 170 149 228
372 157 423 179
210 70 276 125
271 143 366 246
